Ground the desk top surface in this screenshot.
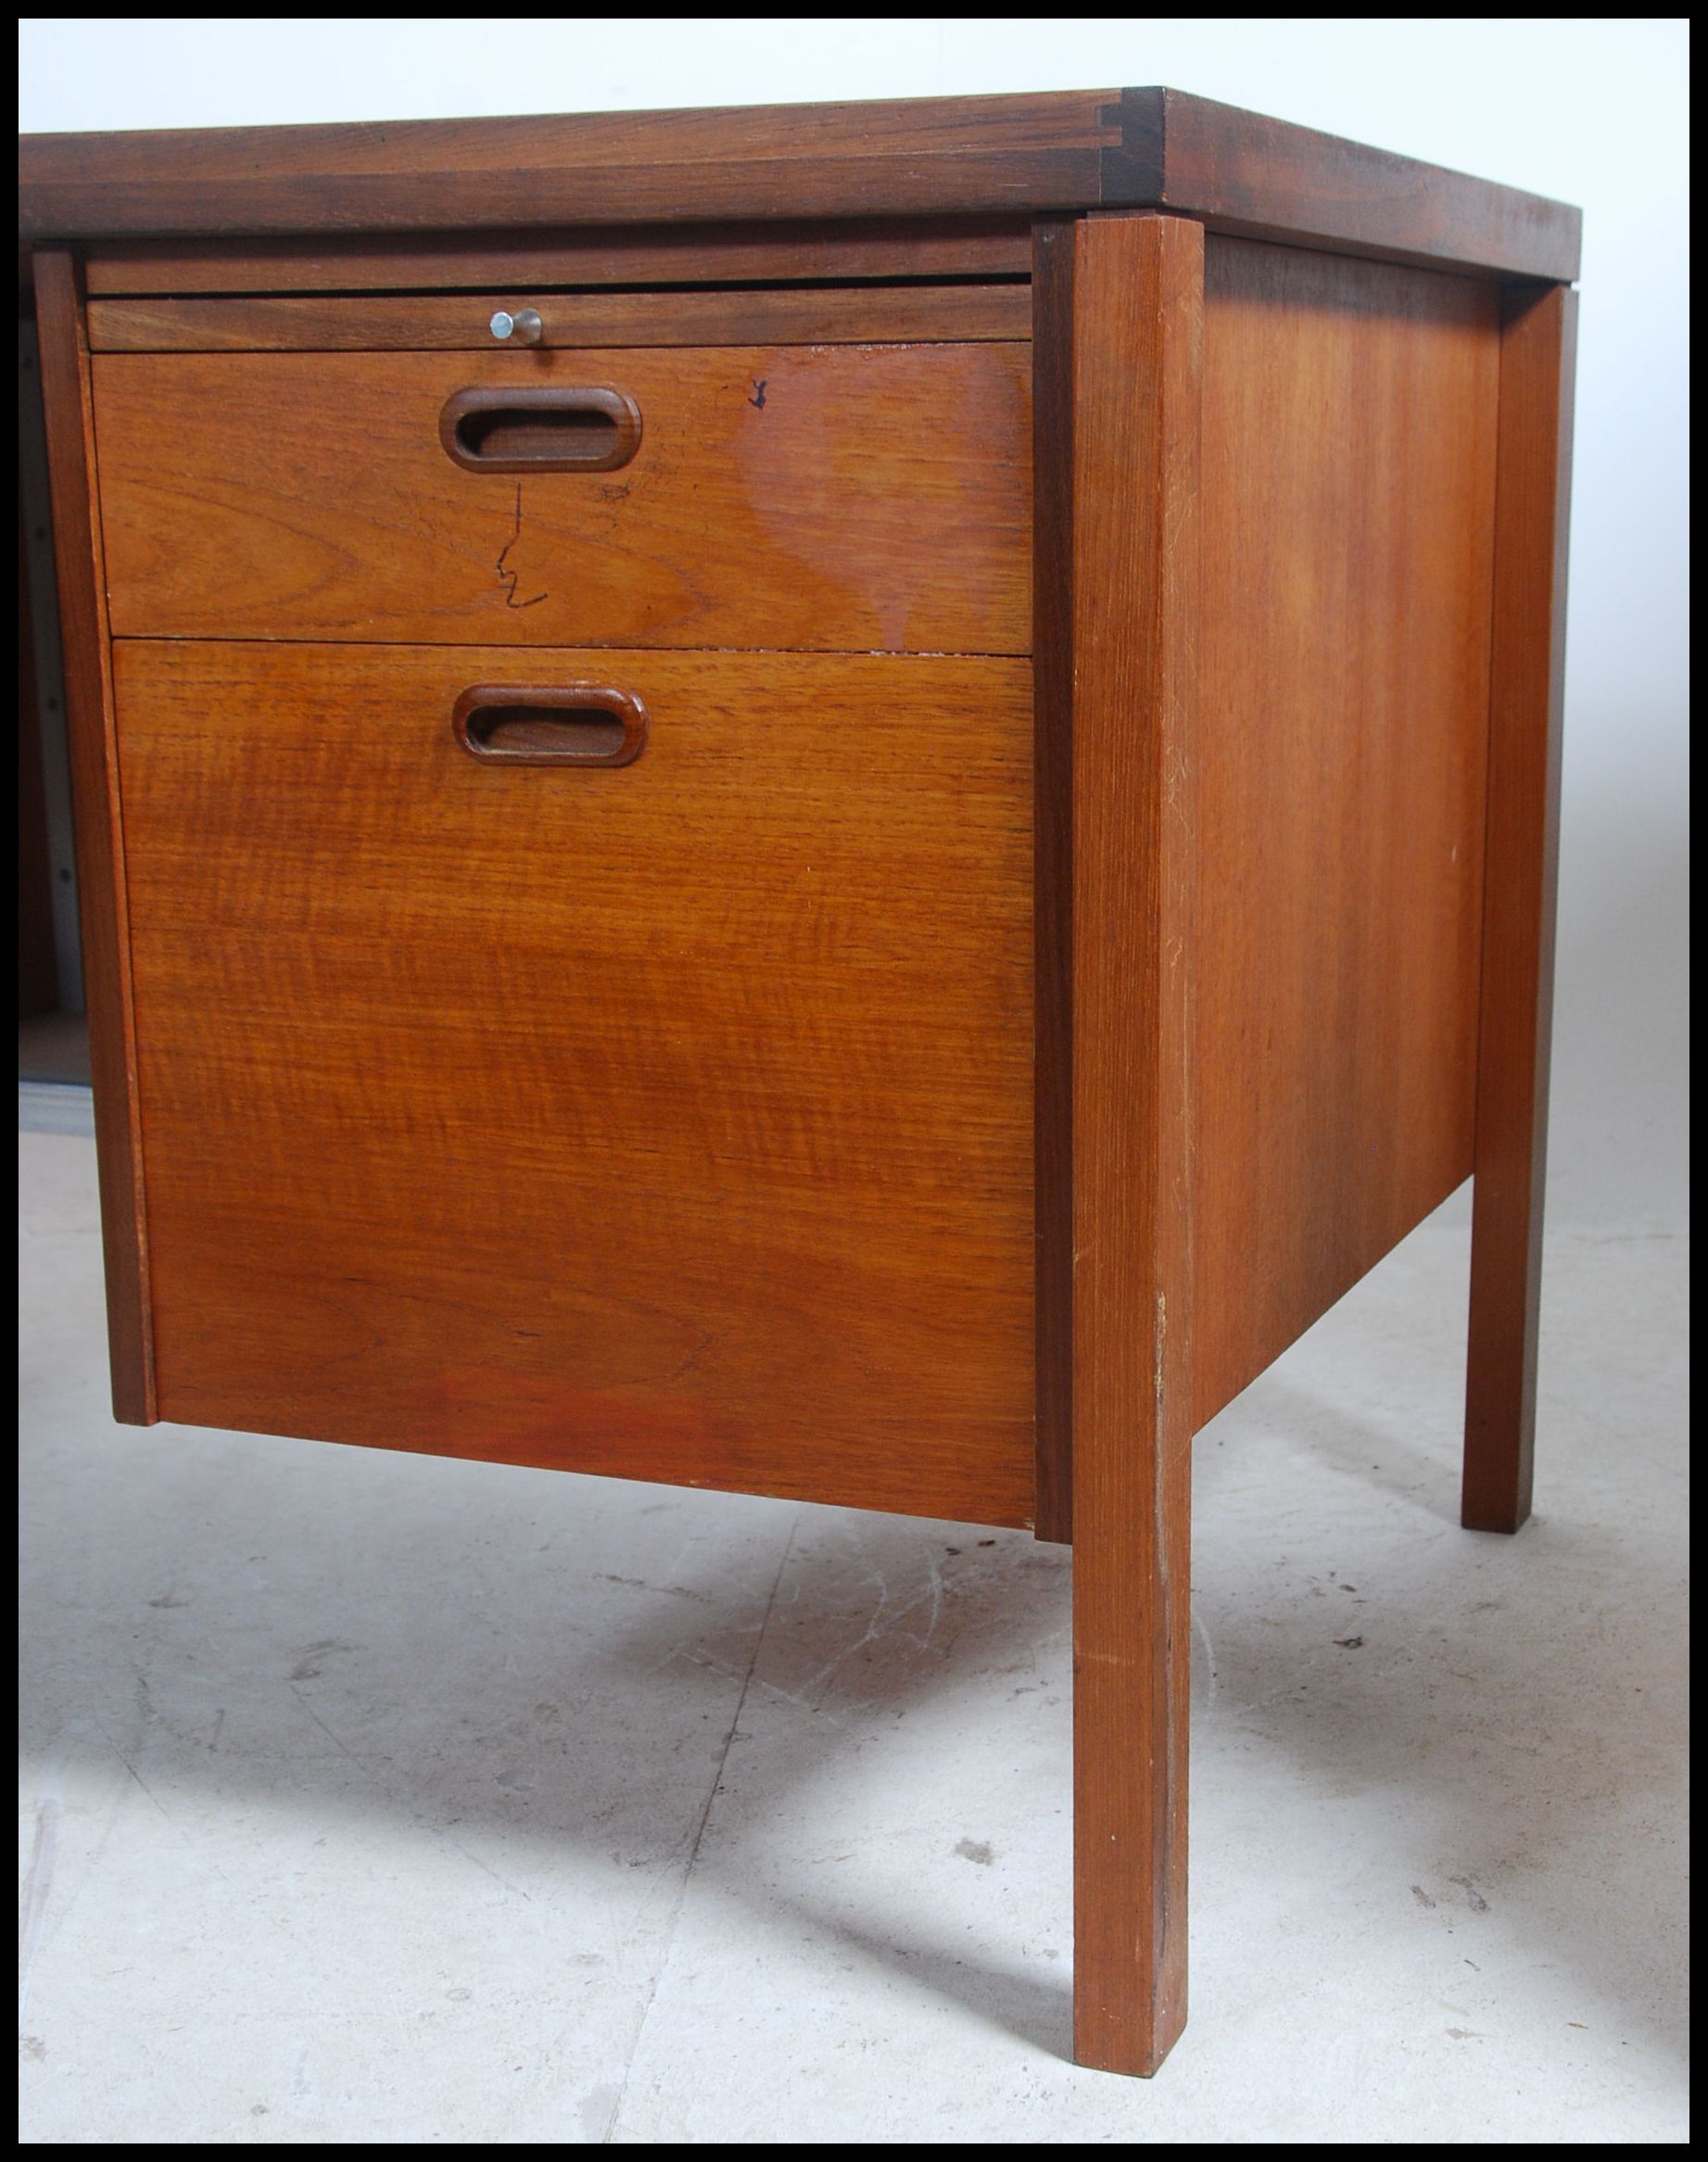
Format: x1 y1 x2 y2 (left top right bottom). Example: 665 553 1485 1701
19 87 1578 284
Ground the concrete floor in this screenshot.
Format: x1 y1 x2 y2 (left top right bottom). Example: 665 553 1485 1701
19 1131 1689 2143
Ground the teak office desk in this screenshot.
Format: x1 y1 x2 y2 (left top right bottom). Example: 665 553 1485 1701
19 90 1578 2075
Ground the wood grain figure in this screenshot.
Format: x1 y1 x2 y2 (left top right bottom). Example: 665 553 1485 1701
1193 239 1499 1425
114 639 1036 1526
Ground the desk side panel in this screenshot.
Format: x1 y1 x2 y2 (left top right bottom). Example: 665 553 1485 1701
1194 237 1499 1425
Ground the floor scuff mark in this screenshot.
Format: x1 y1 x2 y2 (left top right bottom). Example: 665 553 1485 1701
18 1795 60 2026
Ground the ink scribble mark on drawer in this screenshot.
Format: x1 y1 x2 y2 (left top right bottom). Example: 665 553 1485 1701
496 485 547 611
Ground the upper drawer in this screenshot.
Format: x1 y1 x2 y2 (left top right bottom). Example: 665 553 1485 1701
91 338 1032 653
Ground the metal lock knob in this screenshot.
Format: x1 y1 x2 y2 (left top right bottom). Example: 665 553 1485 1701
489 308 543 347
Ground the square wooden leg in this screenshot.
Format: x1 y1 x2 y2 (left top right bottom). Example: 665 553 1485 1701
1035 209 1201 2076
1464 285 1577 1535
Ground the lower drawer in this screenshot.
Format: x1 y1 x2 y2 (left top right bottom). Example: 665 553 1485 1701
113 639 1037 1525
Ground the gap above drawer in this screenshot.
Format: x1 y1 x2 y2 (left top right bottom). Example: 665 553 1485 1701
88 283 1032 353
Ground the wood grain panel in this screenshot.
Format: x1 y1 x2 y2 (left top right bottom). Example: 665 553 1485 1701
93 343 1031 653
27 152 1110 245
1065 211 1201 2079
1463 284 1577 1534
1193 238 1499 1426
32 249 155 1421
87 284 1031 352
82 218 1036 296
23 91 1121 240
23 89 1578 279
32 90 1124 185
115 639 1036 1526
1138 88 1580 282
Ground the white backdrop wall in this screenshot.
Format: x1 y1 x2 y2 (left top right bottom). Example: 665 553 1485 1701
19 18 1689 1231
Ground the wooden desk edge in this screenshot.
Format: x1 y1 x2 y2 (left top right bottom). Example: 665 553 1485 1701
19 86 1579 284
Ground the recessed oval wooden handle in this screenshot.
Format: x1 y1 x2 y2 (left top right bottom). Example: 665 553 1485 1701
439 386 642 474
452 685 649 767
